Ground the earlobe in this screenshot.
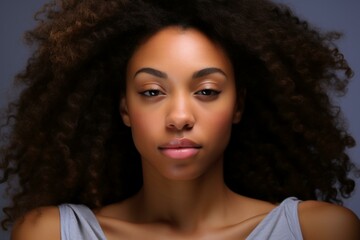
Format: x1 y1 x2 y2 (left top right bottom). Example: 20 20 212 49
120 97 131 127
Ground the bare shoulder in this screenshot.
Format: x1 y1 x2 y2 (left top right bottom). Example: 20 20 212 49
298 200 360 240
11 206 61 240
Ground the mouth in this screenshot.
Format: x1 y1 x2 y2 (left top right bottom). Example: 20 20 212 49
158 138 202 159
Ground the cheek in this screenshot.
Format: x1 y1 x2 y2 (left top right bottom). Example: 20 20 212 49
204 95 237 131
203 108 235 143
214 110 234 132
126 96 161 132
127 108 161 149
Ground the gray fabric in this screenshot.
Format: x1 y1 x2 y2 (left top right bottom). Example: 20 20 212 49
59 204 106 240
246 197 303 239
59 197 302 240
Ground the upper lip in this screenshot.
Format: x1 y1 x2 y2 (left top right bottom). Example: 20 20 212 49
159 138 202 149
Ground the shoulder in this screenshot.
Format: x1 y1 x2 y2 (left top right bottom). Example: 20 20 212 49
298 200 360 240
11 206 61 240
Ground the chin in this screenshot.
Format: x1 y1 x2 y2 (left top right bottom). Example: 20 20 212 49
161 167 212 181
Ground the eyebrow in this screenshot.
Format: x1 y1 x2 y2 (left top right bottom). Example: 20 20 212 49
192 67 227 79
133 67 227 79
134 68 168 79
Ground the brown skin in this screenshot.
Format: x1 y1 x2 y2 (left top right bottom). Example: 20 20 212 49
11 207 60 240
11 200 360 240
11 27 360 240
298 201 360 240
2 1 358 229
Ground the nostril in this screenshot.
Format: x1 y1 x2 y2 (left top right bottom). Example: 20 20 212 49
165 103 195 131
184 123 193 130
166 119 194 131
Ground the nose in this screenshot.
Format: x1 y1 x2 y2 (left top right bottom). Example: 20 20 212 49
165 94 195 131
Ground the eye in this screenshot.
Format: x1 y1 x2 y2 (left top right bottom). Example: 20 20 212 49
139 89 164 97
195 89 221 96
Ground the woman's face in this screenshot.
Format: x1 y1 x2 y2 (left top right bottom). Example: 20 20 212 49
121 27 242 181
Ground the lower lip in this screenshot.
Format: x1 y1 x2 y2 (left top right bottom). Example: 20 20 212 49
160 148 200 159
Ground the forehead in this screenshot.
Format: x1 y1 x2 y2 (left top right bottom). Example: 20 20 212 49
126 26 233 74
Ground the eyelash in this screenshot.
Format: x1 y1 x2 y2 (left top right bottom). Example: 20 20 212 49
139 89 221 97
139 89 164 97
195 89 221 96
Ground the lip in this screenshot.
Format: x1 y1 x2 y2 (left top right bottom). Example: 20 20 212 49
159 138 202 149
159 138 201 159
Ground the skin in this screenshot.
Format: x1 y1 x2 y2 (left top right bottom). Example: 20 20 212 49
11 27 360 240
121 26 242 182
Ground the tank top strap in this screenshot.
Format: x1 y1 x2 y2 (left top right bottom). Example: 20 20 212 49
59 204 107 240
246 197 303 240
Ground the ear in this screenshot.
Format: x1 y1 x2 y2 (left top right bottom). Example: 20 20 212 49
120 97 131 127
232 89 246 124
232 109 242 124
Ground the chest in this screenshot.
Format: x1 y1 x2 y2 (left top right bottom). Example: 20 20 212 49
100 216 264 240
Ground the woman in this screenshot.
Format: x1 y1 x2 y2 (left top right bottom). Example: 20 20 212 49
1 0 359 239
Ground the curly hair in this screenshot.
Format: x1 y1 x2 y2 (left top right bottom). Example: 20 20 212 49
0 0 357 230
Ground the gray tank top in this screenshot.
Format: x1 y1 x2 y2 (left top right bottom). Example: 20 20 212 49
59 197 303 239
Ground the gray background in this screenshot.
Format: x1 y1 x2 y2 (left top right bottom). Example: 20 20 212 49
1 0 359 239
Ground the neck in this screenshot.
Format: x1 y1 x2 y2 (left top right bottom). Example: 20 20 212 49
132 158 236 232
